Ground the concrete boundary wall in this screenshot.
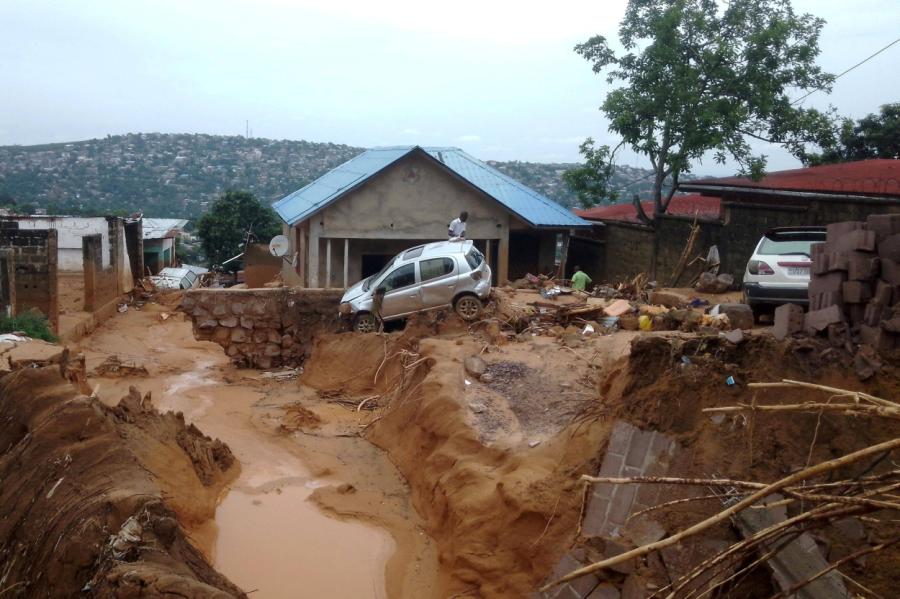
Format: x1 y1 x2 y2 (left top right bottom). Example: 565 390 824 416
181 287 344 368
0 228 59 332
82 234 119 312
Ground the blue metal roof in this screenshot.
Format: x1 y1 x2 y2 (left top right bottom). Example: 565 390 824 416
273 146 591 228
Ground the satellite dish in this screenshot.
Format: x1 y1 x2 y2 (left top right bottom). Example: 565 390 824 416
269 235 289 257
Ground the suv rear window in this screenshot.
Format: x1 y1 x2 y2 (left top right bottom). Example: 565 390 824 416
420 257 454 281
465 248 484 269
758 237 823 256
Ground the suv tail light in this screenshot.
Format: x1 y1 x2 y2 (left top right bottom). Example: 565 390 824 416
748 260 775 275
470 270 483 280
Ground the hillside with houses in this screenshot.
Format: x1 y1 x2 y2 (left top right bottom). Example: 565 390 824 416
0 133 666 217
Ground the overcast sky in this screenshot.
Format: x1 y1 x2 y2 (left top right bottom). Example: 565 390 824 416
1 0 898 175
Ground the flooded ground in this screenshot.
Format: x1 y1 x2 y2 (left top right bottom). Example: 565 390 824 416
77 300 434 598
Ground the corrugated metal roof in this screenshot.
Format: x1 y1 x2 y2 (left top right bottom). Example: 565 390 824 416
682 159 900 197
142 218 189 239
273 146 590 228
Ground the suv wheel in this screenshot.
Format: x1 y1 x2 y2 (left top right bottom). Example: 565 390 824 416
454 295 483 321
353 313 378 333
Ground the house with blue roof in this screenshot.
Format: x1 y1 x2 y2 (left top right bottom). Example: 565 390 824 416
273 145 592 287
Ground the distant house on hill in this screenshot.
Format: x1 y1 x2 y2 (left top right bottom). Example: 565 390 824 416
142 218 188 274
273 146 592 288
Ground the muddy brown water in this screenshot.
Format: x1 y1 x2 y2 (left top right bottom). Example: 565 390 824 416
78 308 406 598
158 363 393 598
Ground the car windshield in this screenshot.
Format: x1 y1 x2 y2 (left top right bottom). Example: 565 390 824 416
363 254 400 291
758 237 822 257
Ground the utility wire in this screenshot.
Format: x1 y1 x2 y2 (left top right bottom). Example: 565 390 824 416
792 36 900 105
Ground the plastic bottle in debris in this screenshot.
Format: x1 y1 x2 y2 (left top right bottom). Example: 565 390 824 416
638 314 652 331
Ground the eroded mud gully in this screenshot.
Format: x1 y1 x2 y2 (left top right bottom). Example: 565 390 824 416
5 290 900 599
73 300 437 598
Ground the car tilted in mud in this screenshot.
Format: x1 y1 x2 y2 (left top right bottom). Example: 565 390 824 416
339 240 492 332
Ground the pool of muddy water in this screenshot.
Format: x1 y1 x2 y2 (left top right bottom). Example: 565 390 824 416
157 361 394 597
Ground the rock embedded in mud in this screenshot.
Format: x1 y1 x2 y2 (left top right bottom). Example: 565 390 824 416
219 316 238 328
464 356 487 378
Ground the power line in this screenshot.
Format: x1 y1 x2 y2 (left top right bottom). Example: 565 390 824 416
792 36 900 105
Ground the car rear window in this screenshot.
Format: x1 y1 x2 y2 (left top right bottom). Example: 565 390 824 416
420 257 454 281
758 238 820 256
402 246 425 260
465 248 484 269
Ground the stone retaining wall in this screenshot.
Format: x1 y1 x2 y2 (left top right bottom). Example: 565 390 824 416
181 287 344 368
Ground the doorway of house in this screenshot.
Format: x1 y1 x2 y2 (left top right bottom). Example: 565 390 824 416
361 254 394 279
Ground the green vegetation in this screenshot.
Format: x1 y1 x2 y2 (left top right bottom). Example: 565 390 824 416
0 133 674 215
0 310 58 342
805 103 900 165
568 0 836 219
196 190 281 271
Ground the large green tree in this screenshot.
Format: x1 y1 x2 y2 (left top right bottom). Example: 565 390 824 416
567 0 836 220
196 190 282 270
805 103 900 165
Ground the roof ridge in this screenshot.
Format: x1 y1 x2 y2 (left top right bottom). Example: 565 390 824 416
432 148 584 223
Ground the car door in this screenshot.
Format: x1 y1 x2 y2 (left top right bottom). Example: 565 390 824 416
376 263 421 318
418 257 458 309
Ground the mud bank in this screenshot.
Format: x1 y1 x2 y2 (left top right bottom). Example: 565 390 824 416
543 334 900 598
0 365 241 597
79 300 435 598
300 331 616 597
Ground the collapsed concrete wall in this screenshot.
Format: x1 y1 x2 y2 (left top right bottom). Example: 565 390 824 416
0 227 59 332
82 233 120 312
181 287 343 368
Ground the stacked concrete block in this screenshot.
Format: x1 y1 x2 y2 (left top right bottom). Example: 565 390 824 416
773 304 804 340
180 287 343 369
807 215 900 351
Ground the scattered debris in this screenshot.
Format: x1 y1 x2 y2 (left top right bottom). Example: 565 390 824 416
91 355 150 377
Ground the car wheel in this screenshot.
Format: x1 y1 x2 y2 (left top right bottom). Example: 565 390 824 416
454 295 483 321
353 313 378 333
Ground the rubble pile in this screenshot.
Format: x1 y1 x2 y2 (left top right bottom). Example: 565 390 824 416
492 287 750 342
798 215 900 351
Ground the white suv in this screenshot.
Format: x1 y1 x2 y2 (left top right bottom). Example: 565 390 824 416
742 227 826 318
339 240 492 332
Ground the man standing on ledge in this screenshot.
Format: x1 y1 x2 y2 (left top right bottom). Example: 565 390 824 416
448 211 468 240
570 265 592 292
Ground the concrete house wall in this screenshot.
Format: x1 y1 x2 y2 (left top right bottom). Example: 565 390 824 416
12 216 111 270
283 153 526 288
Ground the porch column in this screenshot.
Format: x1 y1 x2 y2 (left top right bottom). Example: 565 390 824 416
485 239 492 271
308 232 320 288
325 238 332 289
343 238 349 289
497 231 509 285
297 225 307 287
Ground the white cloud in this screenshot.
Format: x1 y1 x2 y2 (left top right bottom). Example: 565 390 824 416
456 134 481 142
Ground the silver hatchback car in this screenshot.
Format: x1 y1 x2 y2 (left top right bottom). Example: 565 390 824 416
339 240 492 332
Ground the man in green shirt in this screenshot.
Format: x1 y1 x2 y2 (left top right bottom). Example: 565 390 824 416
570 265 592 291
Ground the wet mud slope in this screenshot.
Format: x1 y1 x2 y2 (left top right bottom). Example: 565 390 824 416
0 365 242 597
566 333 900 597
300 329 612 598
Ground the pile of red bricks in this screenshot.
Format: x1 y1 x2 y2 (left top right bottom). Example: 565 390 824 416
783 215 900 350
